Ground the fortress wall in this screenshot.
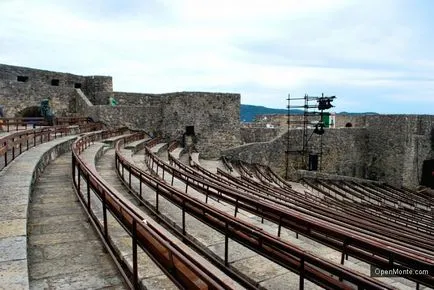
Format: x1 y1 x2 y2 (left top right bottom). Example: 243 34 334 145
254 114 368 129
240 127 281 143
87 105 162 131
223 127 368 179
92 91 242 157
94 91 163 106
0 64 112 111
76 90 242 157
225 115 434 188
334 115 367 128
84 76 113 104
365 115 434 187
112 92 160 105
160 92 241 158
0 64 87 89
5 64 433 187
0 79 77 117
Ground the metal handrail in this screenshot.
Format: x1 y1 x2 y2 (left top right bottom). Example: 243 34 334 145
0 123 103 171
71 131 231 290
114 137 394 289
146 146 434 288
0 117 90 132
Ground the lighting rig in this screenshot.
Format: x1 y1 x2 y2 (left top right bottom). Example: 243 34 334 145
285 93 336 179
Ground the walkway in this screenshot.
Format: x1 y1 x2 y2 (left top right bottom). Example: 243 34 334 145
27 153 126 289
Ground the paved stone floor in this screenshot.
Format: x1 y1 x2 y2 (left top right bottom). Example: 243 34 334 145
27 153 126 289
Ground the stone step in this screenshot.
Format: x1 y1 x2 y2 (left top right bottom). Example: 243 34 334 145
170 147 184 160
102 133 134 147
150 143 167 154
135 149 426 290
124 137 151 150
93 146 244 289
122 148 314 289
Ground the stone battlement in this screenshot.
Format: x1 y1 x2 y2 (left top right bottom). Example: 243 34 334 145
0 63 241 158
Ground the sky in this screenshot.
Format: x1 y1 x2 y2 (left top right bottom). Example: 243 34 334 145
0 0 433 114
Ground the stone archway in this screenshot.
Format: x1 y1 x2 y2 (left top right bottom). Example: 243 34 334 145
15 106 41 118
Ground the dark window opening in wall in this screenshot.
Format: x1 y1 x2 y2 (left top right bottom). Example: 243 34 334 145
421 159 434 189
345 122 353 127
51 79 60 86
186 126 195 136
17 76 29 82
308 154 319 171
74 83 82 88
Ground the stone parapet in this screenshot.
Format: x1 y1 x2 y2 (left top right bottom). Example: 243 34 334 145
0 135 77 289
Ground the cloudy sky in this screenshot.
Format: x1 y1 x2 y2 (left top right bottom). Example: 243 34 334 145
1 0 433 113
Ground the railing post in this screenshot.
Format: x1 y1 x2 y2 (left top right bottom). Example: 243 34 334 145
156 185 159 213
139 172 142 197
299 258 305 290
12 138 15 160
86 173 91 212
103 191 108 237
224 222 229 266
72 156 76 188
77 166 81 194
4 141 7 167
341 239 348 265
277 216 282 237
182 202 186 236
132 219 138 288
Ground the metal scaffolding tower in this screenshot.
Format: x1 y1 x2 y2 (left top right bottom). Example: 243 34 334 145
285 93 336 179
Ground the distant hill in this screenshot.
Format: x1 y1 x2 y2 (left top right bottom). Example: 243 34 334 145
240 104 378 122
240 104 304 122
337 111 379 116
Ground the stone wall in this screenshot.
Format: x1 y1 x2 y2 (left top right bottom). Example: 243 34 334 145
0 64 112 117
160 92 241 158
224 115 434 188
75 90 242 157
0 64 241 158
223 127 369 179
252 114 368 129
296 170 380 184
240 127 281 143
0 79 77 117
335 115 367 128
84 77 113 105
0 64 87 89
365 115 434 187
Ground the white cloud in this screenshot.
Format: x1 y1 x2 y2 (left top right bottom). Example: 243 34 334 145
0 0 433 113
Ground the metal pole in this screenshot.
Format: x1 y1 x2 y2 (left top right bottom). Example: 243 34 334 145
285 93 290 180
